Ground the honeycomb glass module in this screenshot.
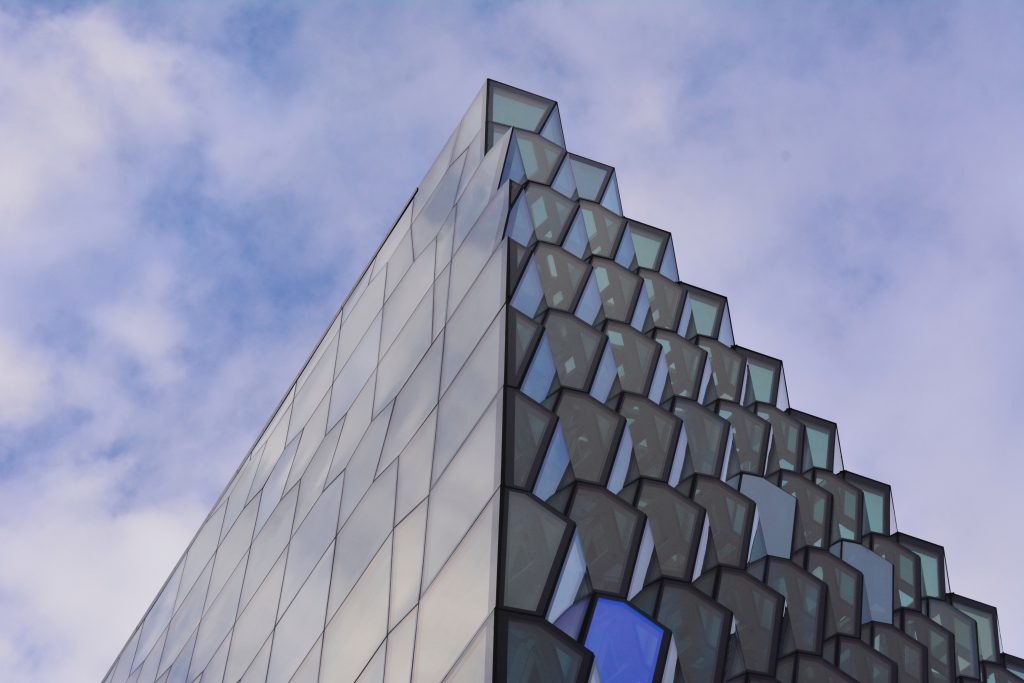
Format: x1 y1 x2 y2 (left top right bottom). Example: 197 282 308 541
103 80 1021 683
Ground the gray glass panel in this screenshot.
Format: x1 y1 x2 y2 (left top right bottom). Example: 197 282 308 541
265 542 332 683
670 399 728 478
619 394 680 481
413 495 498 683
321 539 391 683
490 82 551 131
328 461 397 617
555 390 623 485
223 552 284 683
633 482 703 580
280 475 343 612
389 501 427 629
654 331 705 401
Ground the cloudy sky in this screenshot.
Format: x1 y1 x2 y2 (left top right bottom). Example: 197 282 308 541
1 1 1022 680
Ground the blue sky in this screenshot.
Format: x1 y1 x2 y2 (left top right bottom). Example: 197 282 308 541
1 2 1023 680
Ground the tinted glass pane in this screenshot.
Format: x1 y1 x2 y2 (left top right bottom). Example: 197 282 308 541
655 583 728 683
503 492 571 612
642 271 684 332
503 614 586 683
579 202 625 257
619 395 680 481
569 155 610 201
671 399 728 478
545 312 605 391
535 244 590 312
689 478 753 569
684 290 724 339
591 259 640 322
654 331 706 401
696 337 743 403
515 131 564 184
606 323 659 395
528 185 577 244
634 483 703 580
556 390 624 483
623 221 667 270
568 485 643 595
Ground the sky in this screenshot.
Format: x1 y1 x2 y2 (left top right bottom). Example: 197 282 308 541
1 1 1023 680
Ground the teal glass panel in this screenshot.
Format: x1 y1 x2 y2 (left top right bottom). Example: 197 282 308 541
641 272 684 332
606 323 659 395
569 155 610 201
624 221 667 270
568 485 643 595
545 312 605 391
592 259 640 323
684 290 724 339
490 82 551 130
578 202 626 257
527 185 577 244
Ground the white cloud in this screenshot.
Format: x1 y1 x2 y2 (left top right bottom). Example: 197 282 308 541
0 334 53 428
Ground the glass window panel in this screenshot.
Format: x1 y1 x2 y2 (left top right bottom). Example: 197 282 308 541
135 561 184 670
292 417 343 536
503 491 571 612
868 623 927 683
160 557 213 674
716 402 769 478
289 333 338 442
280 475 344 613
653 331 706 401
702 569 784 676
189 556 245 679
756 404 803 475
375 289 433 413
423 397 500 587
555 390 624 484
623 221 667 270
696 337 743 403
238 634 272 683
515 131 564 183
568 485 643 596
240 487 297 611
411 152 464 252
328 462 397 617
413 496 498 683
551 152 578 199
545 312 604 391
256 436 302 534
336 270 386 376
321 539 391 683
670 399 728 478
210 493 259 601
584 598 666 683
591 260 640 323
433 314 503 478
284 393 331 495
683 289 724 339
641 271 684 332
381 242 436 357
569 155 610 201
377 335 443 474
606 322 659 396
633 482 703 580
800 548 862 638
739 352 780 406
758 559 826 655
508 390 556 489
900 609 955 683
286 636 322 683
655 583 729 683
442 247 504 392
925 598 980 678
895 534 946 599
328 313 381 430
384 609 417 683
578 202 626 257
223 552 285 683
738 476 796 561
949 595 1000 663
502 614 588 683
489 82 551 131
338 403 394 527
177 504 226 609
453 133 509 250
448 183 509 312
389 501 427 629
508 309 542 386
814 471 862 543
396 410 436 522
510 260 545 319
833 541 893 624
534 244 589 312
776 472 831 550
618 394 680 481
868 535 921 609
354 642 386 683
266 542 333 683
687 477 754 570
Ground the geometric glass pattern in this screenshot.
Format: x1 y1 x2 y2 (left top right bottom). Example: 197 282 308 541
103 80 1022 683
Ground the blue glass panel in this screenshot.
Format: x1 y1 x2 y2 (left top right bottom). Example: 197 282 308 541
584 598 665 683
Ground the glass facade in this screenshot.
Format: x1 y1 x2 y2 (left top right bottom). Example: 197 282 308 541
103 80 1021 683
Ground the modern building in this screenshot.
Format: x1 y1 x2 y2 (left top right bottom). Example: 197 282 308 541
102 80 1022 683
